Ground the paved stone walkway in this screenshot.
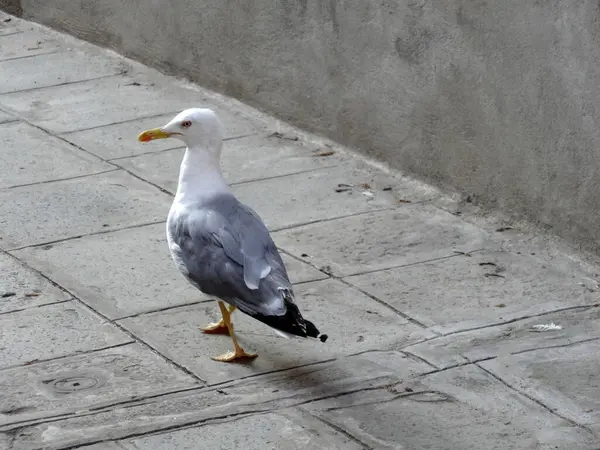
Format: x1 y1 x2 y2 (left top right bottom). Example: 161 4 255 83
1 12 600 450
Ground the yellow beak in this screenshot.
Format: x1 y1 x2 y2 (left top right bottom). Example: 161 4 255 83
137 127 171 142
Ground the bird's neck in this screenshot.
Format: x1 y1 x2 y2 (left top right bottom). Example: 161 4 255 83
175 146 230 204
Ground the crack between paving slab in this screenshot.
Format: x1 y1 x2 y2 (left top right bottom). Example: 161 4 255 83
418 356 497 376
397 304 600 360
0 30 24 38
0 254 208 384
309 389 445 414
0 72 128 96
269 207 396 233
5 206 406 254
338 279 430 330
0 342 133 373
228 165 344 187
3 168 119 190
400 350 440 370
276 246 437 331
341 348 439 371
510 336 600 356
412 334 600 376
114 299 214 321
439 303 600 338
0 384 206 430
59 110 185 134
64 295 208 384
311 415 373 449
0 50 60 63
476 364 594 433
58 128 340 200
7 220 166 252
207 357 339 388
54 410 273 450
338 250 485 279
1 374 401 441
106 133 256 161
0 298 72 317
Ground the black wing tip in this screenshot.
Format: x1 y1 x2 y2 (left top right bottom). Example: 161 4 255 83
319 334 328 343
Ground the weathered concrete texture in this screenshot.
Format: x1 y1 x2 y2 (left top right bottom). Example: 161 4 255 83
0 170 172 249
13 0 600 252
0 343 198 426
115 133 348 191
0 110 15 123
481 339 600 430
122 409 363 450
0 73 260 135
0 50 123 94
11 223 208 319
405 306 600 369
0 301 131 368
274 205 485 277
6 352 430 449
0 28 62 60
119 279 433 384
304 365 599 449
346 250 600 334
61 112 263 160
0 121 112 189
0 252 70 314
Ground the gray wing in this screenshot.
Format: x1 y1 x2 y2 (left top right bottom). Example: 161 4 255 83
170 195 292 317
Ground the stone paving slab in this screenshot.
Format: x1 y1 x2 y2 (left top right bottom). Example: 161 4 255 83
0 110 15 124
405 306 600 369
303 364 599 449
230 165 406 231
0 16 20 36
0 73 258 135
274 205 486 277
481 339 600 429
13 224 327 320
61 111 262 160
0 433 10 450
347 250 599 335
0 170 172 249
13 224 207 320
0 29 62 60
0 121 113 189
4 351 430 449
115 133 347 192
78 444 126 450
0 252 70 314
119 279 433 384
0 50 125 94
0 343 198 427
121 408 363 450
0 301 131 369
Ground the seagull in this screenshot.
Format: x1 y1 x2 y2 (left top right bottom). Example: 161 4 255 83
137 108 327 362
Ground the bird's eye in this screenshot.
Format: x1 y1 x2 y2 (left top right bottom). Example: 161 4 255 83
181 120 192 128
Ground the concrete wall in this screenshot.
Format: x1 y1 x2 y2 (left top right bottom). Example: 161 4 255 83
8 1 600 252
0 0 20 16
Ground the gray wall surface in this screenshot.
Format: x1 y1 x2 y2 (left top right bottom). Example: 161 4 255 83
8 1 600 252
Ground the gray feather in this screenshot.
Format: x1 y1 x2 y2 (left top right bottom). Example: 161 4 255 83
168 194 292 317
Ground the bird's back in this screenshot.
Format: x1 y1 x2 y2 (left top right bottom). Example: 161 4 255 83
167 194 325 339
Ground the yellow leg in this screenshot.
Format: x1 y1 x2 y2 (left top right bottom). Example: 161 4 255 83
201 304 236 334
211 301 258 362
